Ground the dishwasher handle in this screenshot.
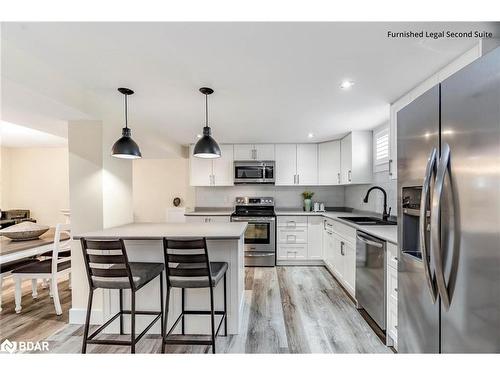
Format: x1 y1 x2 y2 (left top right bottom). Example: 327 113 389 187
356 233 384 248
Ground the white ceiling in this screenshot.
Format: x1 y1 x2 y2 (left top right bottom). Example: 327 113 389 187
0 121 67 148
2 22 498 146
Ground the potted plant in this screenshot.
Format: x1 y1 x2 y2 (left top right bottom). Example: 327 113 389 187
302 191 315 212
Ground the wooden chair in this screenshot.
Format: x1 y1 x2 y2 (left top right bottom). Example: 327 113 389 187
12 223 71 315
0 257 40 312
80 238 164 354
162 238 228 354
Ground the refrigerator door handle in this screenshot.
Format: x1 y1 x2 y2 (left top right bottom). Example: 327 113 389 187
431 143 452 310
420 147 438 303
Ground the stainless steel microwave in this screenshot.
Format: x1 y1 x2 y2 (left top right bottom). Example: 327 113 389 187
234 161 275 184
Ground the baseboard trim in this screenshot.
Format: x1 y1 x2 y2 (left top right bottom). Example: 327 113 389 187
69 308 104 325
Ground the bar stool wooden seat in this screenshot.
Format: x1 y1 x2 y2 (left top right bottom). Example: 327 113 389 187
162 238 228 354
80 238 164 354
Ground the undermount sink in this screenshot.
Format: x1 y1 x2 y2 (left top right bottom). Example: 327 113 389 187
338 216 397 226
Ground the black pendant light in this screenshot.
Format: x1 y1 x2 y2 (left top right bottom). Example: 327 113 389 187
193 87 221 158
112 87 142 159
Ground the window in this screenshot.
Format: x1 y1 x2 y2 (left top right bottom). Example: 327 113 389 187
374 127 389 172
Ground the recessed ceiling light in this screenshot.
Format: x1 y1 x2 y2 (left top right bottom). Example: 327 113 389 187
196 134 202 138
340 80 355 89
308 133 314 138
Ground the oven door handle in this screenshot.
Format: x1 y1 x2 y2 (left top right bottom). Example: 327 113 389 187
231 217 275 222
245 252 275 257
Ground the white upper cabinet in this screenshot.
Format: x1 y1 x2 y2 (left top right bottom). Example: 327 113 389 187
340 131 372 185
189 144 213 186
212 144 234 186
254 144 275 160
340 134 352 184
234 144 275 160
319 140 341 185
275 144 297 185
189 144 234 186
296 144 318 185
275 144 317 185
233 144 254 160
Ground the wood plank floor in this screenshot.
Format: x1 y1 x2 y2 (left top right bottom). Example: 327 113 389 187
0 277 71 343
1 266 391 354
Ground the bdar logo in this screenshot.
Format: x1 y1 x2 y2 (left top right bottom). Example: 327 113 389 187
1 339 17 354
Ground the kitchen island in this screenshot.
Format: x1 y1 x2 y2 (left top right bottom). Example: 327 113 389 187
74 222 247 336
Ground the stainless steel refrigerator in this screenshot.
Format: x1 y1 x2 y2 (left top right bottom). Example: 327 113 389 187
397 47 500 353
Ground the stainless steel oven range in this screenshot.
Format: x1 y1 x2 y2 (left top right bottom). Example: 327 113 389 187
230 197 276 267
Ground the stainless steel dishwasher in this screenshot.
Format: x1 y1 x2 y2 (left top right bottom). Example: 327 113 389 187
355 230 386 331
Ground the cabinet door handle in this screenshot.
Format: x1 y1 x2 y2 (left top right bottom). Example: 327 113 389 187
388 159 393 176
337 172 340 184
297 174 300 184
348 170 352 182
340 241 345 256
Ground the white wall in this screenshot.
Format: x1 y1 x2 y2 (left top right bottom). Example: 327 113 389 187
133 158 195 222
0 146 69 226
68 120 105 324
67 119 136 325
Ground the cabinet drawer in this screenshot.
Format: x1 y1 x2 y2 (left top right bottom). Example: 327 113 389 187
277 244 307 260
186 215 230 224
277 216 308 228
332 220 356 243
387 242 398 270
323 218 334 231
278 228 307 244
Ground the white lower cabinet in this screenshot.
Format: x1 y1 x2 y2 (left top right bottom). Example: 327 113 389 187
277 244 307 261
342 240 356 295
386 242 398 349
307 216 324 260
185 215 231 224
277 216 322 264
322 219 356 298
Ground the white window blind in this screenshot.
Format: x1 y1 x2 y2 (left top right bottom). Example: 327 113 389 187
374 128 389 167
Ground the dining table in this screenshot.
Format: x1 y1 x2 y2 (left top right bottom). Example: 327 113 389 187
0 228 70 265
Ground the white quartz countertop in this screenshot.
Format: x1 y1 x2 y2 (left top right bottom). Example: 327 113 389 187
74 222 248 240
276 209 398 244
185 208 233 216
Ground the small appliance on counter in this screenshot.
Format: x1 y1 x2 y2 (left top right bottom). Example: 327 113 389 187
313 202 325 212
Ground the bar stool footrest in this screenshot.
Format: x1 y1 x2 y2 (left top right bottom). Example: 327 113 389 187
164 334 215 346
86 310 162 344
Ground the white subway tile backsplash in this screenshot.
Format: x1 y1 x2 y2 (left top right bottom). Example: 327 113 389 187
344 170 397 215
195 171 396 216
195 185 345 208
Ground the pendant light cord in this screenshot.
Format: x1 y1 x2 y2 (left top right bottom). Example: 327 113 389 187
124 94 128 129
205 93 209 126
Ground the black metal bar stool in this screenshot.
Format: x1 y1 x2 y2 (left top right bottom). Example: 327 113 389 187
80 238 164 353
162 238 228 354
